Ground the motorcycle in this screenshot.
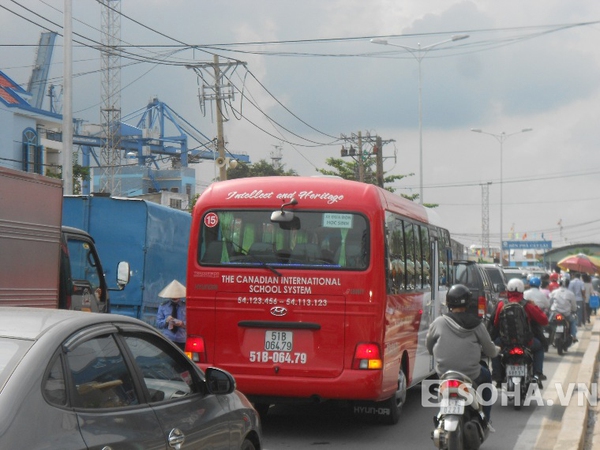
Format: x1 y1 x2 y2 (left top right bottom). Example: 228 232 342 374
432 370 490 450
544 311 573 355
500 345 540 410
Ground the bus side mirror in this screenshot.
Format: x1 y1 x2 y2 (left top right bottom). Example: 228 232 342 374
270 198 298 223
116 261 130 288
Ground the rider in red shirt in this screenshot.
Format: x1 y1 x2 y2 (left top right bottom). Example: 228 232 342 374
491 278 548 382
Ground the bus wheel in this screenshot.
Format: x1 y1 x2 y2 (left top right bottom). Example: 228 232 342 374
380 366 407 425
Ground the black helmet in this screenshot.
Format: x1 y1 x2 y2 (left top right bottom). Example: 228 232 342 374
446 284 472 308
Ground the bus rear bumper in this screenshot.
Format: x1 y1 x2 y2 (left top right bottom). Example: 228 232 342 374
204 368 391 403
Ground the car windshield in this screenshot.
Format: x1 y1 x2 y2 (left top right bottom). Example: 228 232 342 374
198 209 369 270
485 268 506 287
0 338 32 390
453 263 475 286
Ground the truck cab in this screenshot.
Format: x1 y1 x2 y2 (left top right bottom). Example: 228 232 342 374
61 226 130 313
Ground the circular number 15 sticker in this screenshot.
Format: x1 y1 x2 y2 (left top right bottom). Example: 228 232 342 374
204 212 219 228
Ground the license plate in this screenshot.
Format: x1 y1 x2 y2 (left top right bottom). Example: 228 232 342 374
506 365 526 377
264 330 293 351
439 398 465 415
543 331 550 338
556 325 564 332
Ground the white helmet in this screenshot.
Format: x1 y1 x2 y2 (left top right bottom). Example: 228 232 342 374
507 278 525 293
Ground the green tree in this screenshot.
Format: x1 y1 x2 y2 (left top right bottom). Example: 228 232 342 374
317 156 437 206
189 193 200 212
227 159 298 179
45 154 90 195
189 159 297 212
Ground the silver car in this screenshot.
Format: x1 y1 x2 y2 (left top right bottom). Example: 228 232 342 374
0 307 261 449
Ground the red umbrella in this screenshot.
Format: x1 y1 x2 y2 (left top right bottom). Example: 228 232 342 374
557 253 599 274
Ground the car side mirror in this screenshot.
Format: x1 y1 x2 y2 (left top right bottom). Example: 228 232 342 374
205 367 236 395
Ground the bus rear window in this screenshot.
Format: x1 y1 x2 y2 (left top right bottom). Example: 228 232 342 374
198 210 369 270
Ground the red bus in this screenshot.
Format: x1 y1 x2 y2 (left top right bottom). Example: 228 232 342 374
185 176 452 424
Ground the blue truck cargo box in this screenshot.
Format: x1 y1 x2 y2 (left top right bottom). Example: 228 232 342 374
62 195 191 325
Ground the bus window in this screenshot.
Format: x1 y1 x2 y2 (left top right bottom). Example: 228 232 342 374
404 222 417 290
199 210 369 270
386 213 405 293
421 226 430 287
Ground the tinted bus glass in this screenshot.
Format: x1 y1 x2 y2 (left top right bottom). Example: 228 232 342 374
199 210 369 270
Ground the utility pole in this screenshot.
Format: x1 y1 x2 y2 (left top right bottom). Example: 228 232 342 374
187 57 247 181
357 131 364 182
213 55 226 181
62 0 72 194
375 135 384 188
340 132 394 185
481 182 491 260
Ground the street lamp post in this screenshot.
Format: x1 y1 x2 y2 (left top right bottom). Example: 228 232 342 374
371 35 469 204
471 128 533 265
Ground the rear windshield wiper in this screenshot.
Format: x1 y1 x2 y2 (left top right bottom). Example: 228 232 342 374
226 240 282 277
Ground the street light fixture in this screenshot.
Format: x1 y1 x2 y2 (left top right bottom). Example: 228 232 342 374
371 34 469 204
471 127 533 265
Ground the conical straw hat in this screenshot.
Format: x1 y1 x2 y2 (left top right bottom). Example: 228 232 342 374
158 279 186 299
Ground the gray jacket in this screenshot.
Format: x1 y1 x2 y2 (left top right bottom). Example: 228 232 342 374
550 287 577 316
426 312 499 380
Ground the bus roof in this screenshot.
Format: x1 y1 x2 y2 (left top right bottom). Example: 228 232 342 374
197 176 431 224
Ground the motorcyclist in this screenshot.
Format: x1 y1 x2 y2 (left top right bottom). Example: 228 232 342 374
524 276 551 352
524 276 550 314
548 272 560 292
549 279 578 343
427 284 499 427
490 278 548 382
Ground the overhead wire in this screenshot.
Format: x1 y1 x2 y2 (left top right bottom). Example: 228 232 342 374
220 68 339 147
5 1 600 192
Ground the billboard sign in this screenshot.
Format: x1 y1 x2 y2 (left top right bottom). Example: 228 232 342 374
503 240 552 250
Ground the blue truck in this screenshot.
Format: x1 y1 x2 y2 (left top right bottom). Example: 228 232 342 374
62 195 191 325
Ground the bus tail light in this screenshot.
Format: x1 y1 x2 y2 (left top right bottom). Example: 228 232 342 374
352 343 383 370
478 296 487 317
186 336 207 363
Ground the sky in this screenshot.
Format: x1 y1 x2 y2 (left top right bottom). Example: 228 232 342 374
1 0 600 252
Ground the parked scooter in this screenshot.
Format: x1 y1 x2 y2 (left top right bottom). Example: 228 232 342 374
544 311 573 355
432 370 490 450
500 345 541 410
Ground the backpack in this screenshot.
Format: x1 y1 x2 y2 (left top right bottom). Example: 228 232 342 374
498 299 533 346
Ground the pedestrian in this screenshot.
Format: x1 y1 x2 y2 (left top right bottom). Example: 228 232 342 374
155 279 187 350
582 273 594 324
568 272 586 326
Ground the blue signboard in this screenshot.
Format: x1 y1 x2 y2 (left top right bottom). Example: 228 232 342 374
503 240 552 250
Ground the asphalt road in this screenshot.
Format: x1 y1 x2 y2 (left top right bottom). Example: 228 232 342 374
260 338 590 450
